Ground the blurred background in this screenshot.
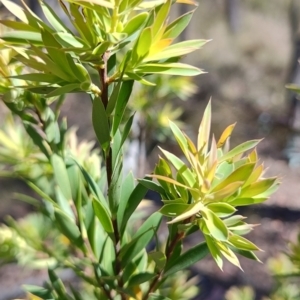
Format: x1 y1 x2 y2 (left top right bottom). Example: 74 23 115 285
1 0 300 299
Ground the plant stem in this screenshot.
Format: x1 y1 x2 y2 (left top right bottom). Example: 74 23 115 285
98 53 126 300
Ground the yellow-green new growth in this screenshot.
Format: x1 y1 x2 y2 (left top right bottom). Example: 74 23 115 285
151 101 279 270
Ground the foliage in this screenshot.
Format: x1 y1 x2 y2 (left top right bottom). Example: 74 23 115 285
0 0 279 299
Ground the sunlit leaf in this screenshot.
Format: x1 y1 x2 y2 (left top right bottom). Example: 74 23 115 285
229 234 260 251
201 208 228 241
197 100 211 154
217 123 236 148
136 63 203 76
207 203 236 218
167 201 204 224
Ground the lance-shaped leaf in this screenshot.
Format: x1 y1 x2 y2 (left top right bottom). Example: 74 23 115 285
159 147 195 187
207 203 236 218
145 39 208 61
167 201 204 224
46 83 81 98
93 198 114 234
163 10 195 39
136 63 203 76
219 140 261 163
197 100 211 154
132 27 152 64
218 242 242 270
112 80 134 135
152 0 171 38
164 242 209 277
204 234 223 270
40 1 72 33
54 209 84 248
120 212 162 264
217 123 236 148
51 154 72 200
123 12 149 36
169 120 189 157
23 285 52 299
120 179 149 231
66 0 114 9
239 178 278 198
208 181 243 202
1 31 43 45
229 234 260 251
159 203 190 217
201 207 228 241
92 97 110 151
211 163 256 191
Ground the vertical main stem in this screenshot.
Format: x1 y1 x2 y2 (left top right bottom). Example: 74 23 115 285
98 53 126 300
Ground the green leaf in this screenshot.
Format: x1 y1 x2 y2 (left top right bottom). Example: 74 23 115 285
54 32 87 48
132 27 152 63
229 234 260 251
136 63 203 76
40 1 72 33
159 203 190 217
232 248 262 262
167 201 204 224
1 30 43 45
24 123 51 158
71 159 104 203
127 272 155 287
46 84 80 98
54 209 84 248
120 113 135 150
120 178 150 232
23 285 52 299
0 20 38 32
159 148 195 187
163 10 194 39
9 73 62 83
123 12 149 36
148 251 166 270
152 0 171 38
120 212 162 264
106 77 123 116
48 269 68 299
228 197 267 206
145 39 208 61
55 186 74 220
286 84 300 94
169 120 189 157
67 0 114 9
219 140 261 163
201 208 228 241
93 197 114 234
240 178 278 198
117 172 135 230
112 80 134 135
149 294 171 300
207 203 236 218
212 163 256 191
204 234 223 269
51 154 72 201
164 242 209 277
197 100 211 154
209 182 243 202
138 178 166 195
223 215 246 227
92 97 111 151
